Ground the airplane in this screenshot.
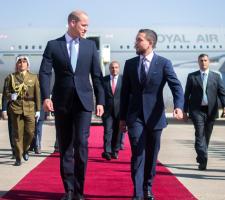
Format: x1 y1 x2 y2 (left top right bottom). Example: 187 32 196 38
1 26 225 110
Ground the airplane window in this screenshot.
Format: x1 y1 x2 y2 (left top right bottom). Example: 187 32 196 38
32 45 35 50
25 45 28 49
200 45 203 49
206 45 209 48
167 45 170 49
127 45 130 49
180 45 183 49
213 45 216 48
219 45 222 48
186 45 189 49
193 45 196 49
39 45 42 50
18 45 22 50
120 45 123 49
173 45 176 49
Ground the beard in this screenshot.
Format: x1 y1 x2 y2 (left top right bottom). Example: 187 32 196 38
136 48 145 55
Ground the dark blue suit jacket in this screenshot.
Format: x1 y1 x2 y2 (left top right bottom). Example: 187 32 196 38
184 70 225 120
120 54 184 129
39 35 104 113
102 75 122 118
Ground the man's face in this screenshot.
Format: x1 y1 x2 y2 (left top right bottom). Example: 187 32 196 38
16 58 29 72
70 14 88 38
135 32 152 55
109 62 120 76
198 56 210 71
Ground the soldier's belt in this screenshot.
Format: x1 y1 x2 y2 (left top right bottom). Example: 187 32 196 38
17 97 34 101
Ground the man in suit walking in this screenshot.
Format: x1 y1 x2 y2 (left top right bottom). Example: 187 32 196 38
39 10 104 200
102 61 123 160
184 54 225 170
120 29 184 200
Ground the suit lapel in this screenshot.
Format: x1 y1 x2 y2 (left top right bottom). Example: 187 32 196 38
114 75 122 95
134 57 141 85
146 54 157 84
195 71 203 89
59 36 73 73
206 71 213 90
107 76 113 96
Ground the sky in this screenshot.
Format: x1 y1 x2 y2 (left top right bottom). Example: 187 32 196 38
1 0 225 29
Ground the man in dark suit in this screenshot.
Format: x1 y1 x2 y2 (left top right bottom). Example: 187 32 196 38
102 61 123 160
120 29 184 200
39 10 104 200
2 77 15 159
184 54 225 171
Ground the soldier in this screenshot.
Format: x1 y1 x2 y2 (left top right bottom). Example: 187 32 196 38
4 55 41 166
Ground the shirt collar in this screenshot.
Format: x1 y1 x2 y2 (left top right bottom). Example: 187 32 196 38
65 33 79 43
200 69 209 75
110 74 119 80
140 51 154 62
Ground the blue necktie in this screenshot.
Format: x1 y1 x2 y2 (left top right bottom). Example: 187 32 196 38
70 40 77 72
140 58 147 85
202 72 208 105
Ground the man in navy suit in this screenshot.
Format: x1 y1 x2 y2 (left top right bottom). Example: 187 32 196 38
102 61 123 160
184 54 225 171
39 10 104 200
120 29 184 200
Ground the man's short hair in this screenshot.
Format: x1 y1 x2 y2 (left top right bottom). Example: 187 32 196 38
68 10 87 23
198 53 209 60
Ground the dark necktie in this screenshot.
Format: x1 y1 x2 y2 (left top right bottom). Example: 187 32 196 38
140 58 147 85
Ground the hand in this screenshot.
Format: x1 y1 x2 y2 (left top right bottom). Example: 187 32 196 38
43 99 54 112
11 93 18 101
173 108 183 120
183 112 189 122
120 120 127 132
96 105 104 117
221 108 225 118
35 111 40 122
1 111 8 120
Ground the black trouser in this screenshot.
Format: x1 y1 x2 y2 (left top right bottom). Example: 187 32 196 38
55 94 92 196
191 107 214 164
103 113 122 153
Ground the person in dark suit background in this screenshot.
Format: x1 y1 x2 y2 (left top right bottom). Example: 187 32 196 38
102 61 123 160
2 77 15 159
39 10 104 200
184 54 225 171
120 29 184 200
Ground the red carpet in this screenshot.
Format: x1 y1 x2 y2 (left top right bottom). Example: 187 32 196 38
2 126 196 200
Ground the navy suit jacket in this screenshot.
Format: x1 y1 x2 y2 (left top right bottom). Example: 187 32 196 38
184 70 225 120
39 35 105 113
120 54 184 129
103 75 122 118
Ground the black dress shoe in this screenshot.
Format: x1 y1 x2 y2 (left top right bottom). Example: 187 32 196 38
22 151 29 161
14 159 21 166
132 197 144 200
61 190 74 200
74 193 84 200
111 151 118 159
102 152 111 160
144 191 154 200
34 147 41 154
198 163 207 170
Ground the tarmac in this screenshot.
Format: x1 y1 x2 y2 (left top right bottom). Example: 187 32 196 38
0 117 225 200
